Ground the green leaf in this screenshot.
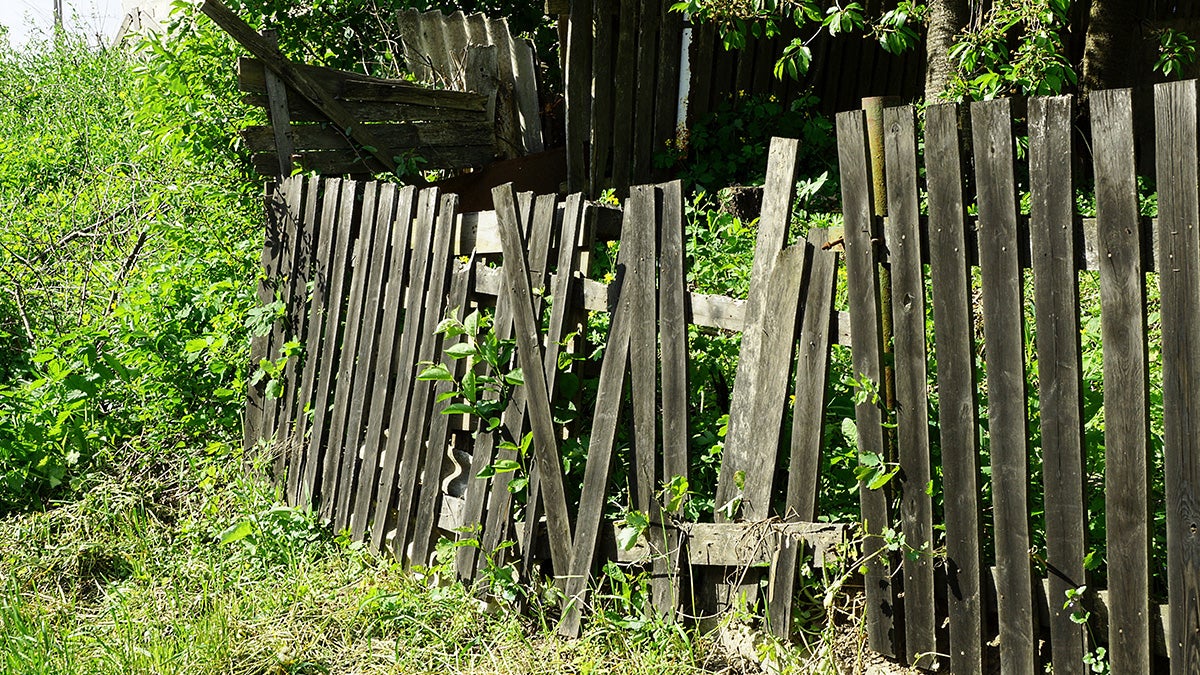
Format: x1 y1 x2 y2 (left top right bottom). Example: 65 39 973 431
503 368 524 386
417 364 453 381
445 342 478 359
616 526 642 551
441 402 476 415
219 519 254 545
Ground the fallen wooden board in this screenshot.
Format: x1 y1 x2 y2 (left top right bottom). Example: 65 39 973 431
237 57 489 110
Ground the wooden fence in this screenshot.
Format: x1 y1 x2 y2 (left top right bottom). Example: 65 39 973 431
248 80 1200 672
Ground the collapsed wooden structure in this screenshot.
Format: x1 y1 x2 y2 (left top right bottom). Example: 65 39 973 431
249 80 1200 673
244 150 848 640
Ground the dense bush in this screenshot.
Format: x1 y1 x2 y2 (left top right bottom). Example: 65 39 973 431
0 34 261 512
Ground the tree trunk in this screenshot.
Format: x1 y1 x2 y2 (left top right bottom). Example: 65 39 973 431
925 0 970 99
1082 0 1147 94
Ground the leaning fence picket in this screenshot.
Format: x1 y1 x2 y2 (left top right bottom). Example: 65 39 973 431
351 185 418 541
306 180 359 512
321 183 381 525
370 187 439 551
392 193 458 562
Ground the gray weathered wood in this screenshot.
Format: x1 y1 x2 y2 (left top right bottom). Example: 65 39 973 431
632 0 660 182
883 104 935 670
511 38 544 154
283 177 322 502
304 180 360 512
589 0 616 196
655 180 688 620
610 0 638 195
714 136 801 517
237 57 489 109
1091 88 1150 674
1030 94 1088 675
350 185 417 541
259 30 295 175
391 193 459 562
240 93 490 124
475 193 539 572
200 0 400 172
565 0 593 191
924 103 982 675
767 228 837 639
520 194 587 577
369 187 440 551
320 183 381 523
629 184 659 514
250 146 497 177
972 98 1034 674
1154 78 1200 674
291 178 341 506
410 260 473 567
837 109 894 657
480 193 553 574
333 184 397 532
246 181 288 451
291 178 340 500
241 122 495 154
493 183 574 576
559 190 639 638
261 177 303 448
653 1 683 176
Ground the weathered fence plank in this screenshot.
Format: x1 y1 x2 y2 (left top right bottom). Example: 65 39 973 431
410 260 473 567
655 180 688 620
1092 87 1150 674
305 180 359 513
633 0 660 181
589 0 616 196
351 185 418 541
291 178 340 505
883 104 935 670
972 98 1034 674
925 98 983 675
610 0 638 196
559 189 640 638
392 193 458 562
837 109 894 657
321 183 381 524
494 183 574 577
1155 78 1200 674
714 136 801 518
565 0 593 191
369 187 439 551
767 228 837 639
520 193 587 577
1030 94 1088 675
